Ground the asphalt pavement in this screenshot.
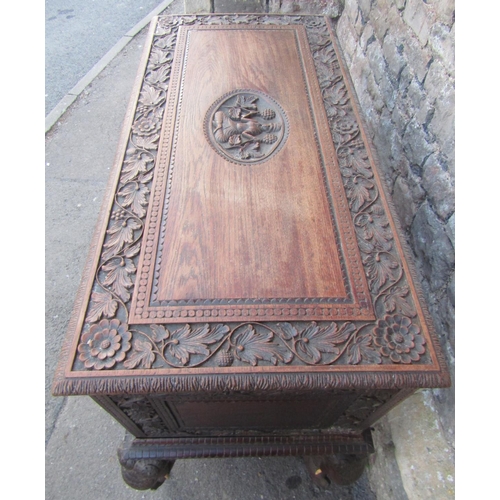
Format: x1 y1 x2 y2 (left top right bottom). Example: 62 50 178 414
45 0 167 116
45 1 377 498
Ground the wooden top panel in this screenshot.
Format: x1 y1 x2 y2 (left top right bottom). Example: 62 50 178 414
155 28 346 300
52 15 450 396
128 24 373 323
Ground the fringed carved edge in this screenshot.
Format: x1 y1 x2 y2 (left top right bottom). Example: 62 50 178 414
52 370 450 396
326 18 450 386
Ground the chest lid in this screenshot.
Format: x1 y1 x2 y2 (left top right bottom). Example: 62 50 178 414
52 14 449 397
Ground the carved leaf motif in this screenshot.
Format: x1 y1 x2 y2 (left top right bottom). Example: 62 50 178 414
276 322 298 340
203 15 231 25
363 253 399 293
137 170 154 185
235 95 258 110
124 242 141 259
148 48 173 67
155 33 177 50
349 147 373 178
150 324 170 342
124 339 156 369
326 80 349 107
346 176 374 213
314 45 337 66
102 258 136 302
239 141 264 160
139 85 162 107
347 333 382 365
356 206 393 251
121 153 154 183
232 325 291 366
166 324 225 365
307 32 330 50
103 218 141 259
134 136 159 151
148 66 171 84
296 322 356 363
357 237 375 255
231 15 258 24
86 291 118 323
155 22 173 37
118 183 150 218
178 15 197 25
383 286 417 317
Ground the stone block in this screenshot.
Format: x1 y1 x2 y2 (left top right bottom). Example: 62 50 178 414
369 5 390 42
366 71 385 113
365 37 387 85
414 100 434 129
270 0 342 16
405 76 425 112
214 0 265 13
427 85 454 174
184 0 211 13
423 58 453 101
348 48 384 131
392 175 421 231
367 415 410 500
398 64 412 93
403 77 435 128
445 212 454 248
391 102 411 138
395 0 407 10
383 32 407 86
428 22 455 77
358 0 372 20
388 390 455 499
402 117 434 169
403 0 435 46
336 12 359 65
422 156 454 220
344 0 360 25
411 202 454 292
403 35 433 83
371 109 398 189
360 23 375 51
423 0 455 25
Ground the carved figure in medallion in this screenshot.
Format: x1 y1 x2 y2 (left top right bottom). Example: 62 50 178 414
205 90 289 164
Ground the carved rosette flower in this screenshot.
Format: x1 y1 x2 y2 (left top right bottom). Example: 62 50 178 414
78 319 132 370
373 315 425 364
132 114 160 136
332 116 358 136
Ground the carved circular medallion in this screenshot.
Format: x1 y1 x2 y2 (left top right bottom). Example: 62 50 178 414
204 89 289 165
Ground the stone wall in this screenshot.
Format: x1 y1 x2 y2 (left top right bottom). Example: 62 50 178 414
184 1 455 497
336 1 454 498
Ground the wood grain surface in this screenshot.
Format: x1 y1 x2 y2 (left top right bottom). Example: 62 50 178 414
130 25 374 323
159 28 345 300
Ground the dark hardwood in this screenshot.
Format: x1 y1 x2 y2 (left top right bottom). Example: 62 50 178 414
52 13 450 490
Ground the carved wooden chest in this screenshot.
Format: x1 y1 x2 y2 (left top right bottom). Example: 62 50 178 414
52 14 450 490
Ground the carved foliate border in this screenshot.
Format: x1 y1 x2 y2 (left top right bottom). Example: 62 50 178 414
53 15 449 393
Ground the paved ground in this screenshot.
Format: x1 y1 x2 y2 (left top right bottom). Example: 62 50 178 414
45 2 377 497
45 0 166 116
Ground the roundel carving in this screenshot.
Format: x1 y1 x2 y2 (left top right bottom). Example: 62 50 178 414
204 89 289 165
